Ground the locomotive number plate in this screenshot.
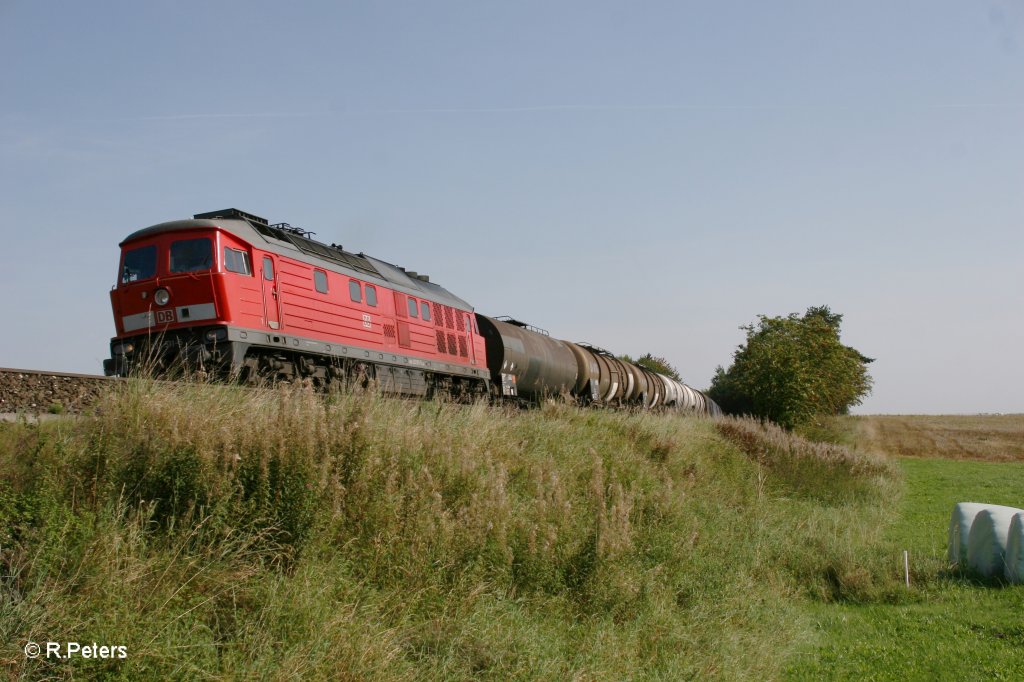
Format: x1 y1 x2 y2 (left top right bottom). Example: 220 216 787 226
155 309 176 325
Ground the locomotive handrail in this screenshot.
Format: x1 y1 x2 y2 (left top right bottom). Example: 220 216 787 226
576 342 614 356
494 316 550 336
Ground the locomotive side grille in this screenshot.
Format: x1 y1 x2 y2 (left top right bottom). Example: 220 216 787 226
436 330 446 353
458 336 467 358
444 306 454 329
447 333 458 355
433 303 444 327
383 323 396 339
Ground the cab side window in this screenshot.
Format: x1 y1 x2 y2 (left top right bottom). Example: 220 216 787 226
421 302 431 321
224 247 251 275
408 298 419 318
262 256 275 281
349 280 362 303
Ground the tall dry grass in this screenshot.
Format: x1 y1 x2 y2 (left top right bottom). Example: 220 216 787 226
717 416 898 503
715 416 904 602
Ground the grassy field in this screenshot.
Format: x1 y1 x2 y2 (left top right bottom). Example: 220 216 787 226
0 380 902 680
786 416 1024 680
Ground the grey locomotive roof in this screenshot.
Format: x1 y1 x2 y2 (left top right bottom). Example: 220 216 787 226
121 217 475 311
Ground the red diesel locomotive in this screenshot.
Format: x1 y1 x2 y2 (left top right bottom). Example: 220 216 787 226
105 208 489 397
105 208 721 414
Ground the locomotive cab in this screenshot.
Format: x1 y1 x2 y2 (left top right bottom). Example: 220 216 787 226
105 225 245 376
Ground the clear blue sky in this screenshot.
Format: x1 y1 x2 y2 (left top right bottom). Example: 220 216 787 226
1 1 1021 414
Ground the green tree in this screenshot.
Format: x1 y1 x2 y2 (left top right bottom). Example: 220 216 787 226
619 353 682 381
708 306 873 429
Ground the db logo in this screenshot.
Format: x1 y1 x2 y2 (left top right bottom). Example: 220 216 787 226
155 310 176 324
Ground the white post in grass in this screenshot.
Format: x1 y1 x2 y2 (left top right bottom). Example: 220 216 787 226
903 550 910 588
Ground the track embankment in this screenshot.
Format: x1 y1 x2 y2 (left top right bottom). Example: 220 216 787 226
0 367 109 414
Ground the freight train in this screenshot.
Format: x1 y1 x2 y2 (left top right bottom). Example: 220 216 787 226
104 208 720 415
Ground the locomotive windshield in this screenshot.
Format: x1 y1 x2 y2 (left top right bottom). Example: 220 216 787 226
170 237 213 273
121 244 157 284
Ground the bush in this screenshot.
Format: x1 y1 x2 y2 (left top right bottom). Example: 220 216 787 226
709 306 874 429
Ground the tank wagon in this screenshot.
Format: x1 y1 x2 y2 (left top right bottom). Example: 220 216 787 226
477 317 720 413
104 208 720 415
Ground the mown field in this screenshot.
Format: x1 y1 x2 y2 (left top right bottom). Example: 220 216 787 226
1 380 903 680
836 414 1024 462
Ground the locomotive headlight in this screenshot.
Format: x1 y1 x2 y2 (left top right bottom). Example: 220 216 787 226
154 288 170 306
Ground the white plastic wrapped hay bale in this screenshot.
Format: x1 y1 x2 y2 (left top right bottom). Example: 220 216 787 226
948 502 1024 567
966 507 1024 578
948 502 990 566
1005 512 1024 584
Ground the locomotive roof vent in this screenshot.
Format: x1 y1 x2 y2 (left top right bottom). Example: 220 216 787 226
196 210 381 280
193 208 268 226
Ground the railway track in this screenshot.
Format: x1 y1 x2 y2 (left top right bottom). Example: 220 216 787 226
0 367 111 415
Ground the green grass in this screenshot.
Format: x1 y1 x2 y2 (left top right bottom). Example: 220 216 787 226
786 457 1024 681
0 379 903 680
887 458 1024 556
